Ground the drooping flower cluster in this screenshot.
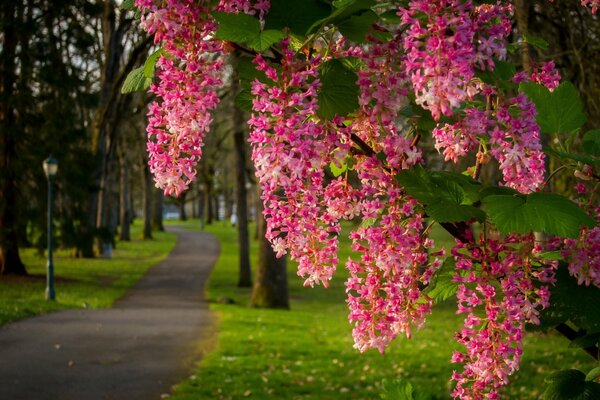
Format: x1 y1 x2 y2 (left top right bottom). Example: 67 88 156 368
490 94 545 193
248 42 344 287
401 1 511 120
450 234 555 400
432 94 545 194
136 0 224 196
513 61 561 91
553 177 600 288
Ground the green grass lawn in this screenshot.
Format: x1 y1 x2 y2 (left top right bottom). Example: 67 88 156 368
0 223 176 324
171 219 597 400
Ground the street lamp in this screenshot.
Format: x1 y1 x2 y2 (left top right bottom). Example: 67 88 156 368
43 156 58 301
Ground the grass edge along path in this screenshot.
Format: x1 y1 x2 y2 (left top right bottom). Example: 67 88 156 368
169 220 595 400
0 224 177 325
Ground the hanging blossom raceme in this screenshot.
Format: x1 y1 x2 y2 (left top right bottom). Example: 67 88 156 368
137 0 268 196
339 30 444 352
512 61 561 91
450 234 556 400
551 174 600 288
136 0 224 196
401 1 511 121
490 93 545 193
248 40 346 287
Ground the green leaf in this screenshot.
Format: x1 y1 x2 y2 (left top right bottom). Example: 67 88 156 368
543 369 600 400
213 11 260 44
121 0 135 11
586 367 600 382
238 57 272 88
235 89 254 113
494 60 517 81
248 30 286 51
544 266 600 332
396 167 485 223
520 82 587 135
309 0 376 34
482 192 596 238
317 59 359 120
582 130 600 157
569 332 600 350
522 34 549 50
380 378 417 400
424 258 460 303
329 161 348 177
121 66 152 94
265 0 331 35
143 48 164 78
337 10 378 43
545 147 600 166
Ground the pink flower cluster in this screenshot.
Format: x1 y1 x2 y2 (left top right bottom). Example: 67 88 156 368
136 0 224 196
555 180 600 288
432 94 545 194
248 42 344 287
513 61 561 91
490 94 545 193
581 0 600 13
401 1 510 121
450 235 555 400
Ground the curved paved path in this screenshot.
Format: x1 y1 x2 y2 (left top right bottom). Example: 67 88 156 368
0 228 219 400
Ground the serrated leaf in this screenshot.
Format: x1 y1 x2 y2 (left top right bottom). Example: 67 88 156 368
121 66 152 94
424 258 460 303
520 82 587 135
329 161 347 177
543 369 600 400
523 34 549 50
213 11 260 44
265 0 331 35
569 332 600 350
337 10 378 43
317 59 359 120
586 367 600 382
538 265 600 332
396 167 485 223
545 147 600 166
238 57 272 88
308 0 376 34
582 130 600 157
121 0 135 11
482 192 596 238
494 60 517 81
235 89 254 113
248 30 286 51
143 48 164 78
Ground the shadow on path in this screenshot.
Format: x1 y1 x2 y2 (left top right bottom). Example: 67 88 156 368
0 227 219 400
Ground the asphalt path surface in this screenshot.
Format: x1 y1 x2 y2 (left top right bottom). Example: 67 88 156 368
0 227 219 400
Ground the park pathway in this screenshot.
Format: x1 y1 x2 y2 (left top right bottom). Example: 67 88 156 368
0 227 219 400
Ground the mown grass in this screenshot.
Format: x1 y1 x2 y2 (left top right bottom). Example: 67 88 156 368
0 223 177 324
170 220 596 399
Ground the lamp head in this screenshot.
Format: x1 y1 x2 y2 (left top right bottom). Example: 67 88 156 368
43 156 58 178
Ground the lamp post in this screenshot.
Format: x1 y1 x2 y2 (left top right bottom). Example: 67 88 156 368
43 156 58 301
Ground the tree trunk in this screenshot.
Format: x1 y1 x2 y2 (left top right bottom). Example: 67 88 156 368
142 161 153 240
204 181 214 225
152 188 164 231
179 192 188 221
250 194 289 309
231 53 252 287
0 0 27 275
118 144 131 241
